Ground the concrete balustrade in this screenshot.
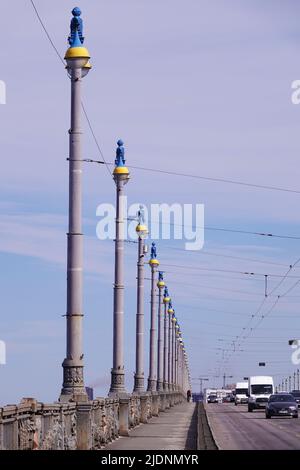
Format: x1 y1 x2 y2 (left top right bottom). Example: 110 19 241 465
0 392 184 450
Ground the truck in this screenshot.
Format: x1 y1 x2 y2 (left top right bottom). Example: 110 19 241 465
248 376 274 412
234 381 249 405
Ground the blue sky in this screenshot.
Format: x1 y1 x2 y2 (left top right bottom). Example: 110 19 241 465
1 0 300 403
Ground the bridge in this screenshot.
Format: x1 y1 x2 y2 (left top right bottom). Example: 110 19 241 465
2 5 300 455
0 7 191 452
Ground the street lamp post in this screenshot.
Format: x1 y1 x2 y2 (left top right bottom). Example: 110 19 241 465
178 334 183 391
133 208 148 393
171 313 176 390
156 272 165 391
109 140 130 395
163 287 170 391
175 324 180 390
60 8 91 402
147 243 159 391
167 301 174 391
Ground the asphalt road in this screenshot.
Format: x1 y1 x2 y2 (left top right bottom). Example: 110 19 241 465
205 402 300 450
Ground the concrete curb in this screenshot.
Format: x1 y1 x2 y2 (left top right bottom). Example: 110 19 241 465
197 402 218 450
203 403 222 450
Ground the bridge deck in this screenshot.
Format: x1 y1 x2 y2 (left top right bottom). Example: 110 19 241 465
105 402 197 450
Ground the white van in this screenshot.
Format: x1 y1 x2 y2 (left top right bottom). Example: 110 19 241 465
248 376 274 412
234 381 249 405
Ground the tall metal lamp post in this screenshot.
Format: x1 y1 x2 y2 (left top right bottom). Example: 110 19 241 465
60 7 91 402
167 300 174 390
109 140 130 395
147 243 159 391
163 286 171 391
133 207 148 393
156 272 165 391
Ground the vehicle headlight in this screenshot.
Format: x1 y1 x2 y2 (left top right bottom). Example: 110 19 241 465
289 406 297 410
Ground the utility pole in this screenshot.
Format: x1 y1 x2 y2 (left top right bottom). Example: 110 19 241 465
223 373 233 389
60 8 91 402
192 377 209 394
133 208 148 393
109 140 130 395
147 243 159 391
163 286 170 391
156 272 165 391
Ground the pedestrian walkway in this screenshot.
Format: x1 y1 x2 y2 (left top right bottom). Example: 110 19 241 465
105 402 197 450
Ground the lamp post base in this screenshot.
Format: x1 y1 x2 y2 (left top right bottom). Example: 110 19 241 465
60 362 88 402
109 369 126 396
147 378 157 392
156 380 164 392
133 374 144 393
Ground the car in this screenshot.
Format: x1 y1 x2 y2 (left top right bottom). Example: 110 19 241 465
222 394 231 403
265 394 298 419
290 390 300 407
207 394 218 403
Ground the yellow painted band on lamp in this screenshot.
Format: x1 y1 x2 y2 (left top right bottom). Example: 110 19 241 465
113 166 129 175
136 224 148 233
65 46 90 59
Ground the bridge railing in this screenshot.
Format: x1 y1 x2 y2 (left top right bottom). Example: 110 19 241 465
0 392 184 450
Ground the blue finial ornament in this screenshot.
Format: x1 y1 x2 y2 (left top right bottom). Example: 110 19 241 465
68 7 84 46
151 242 157 259
137 205 145 224
115 140 126 167
158 271 164 282
164 286 169 298
168 300 173 310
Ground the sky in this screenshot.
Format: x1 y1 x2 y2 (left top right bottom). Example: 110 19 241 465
1 0 300 404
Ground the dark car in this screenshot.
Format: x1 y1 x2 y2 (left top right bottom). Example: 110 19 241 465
222 394 231 403
207 394 218 403
265 394 298 419
290 390 300 408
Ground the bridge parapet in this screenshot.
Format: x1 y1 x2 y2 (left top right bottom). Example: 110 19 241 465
0 392 184 450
